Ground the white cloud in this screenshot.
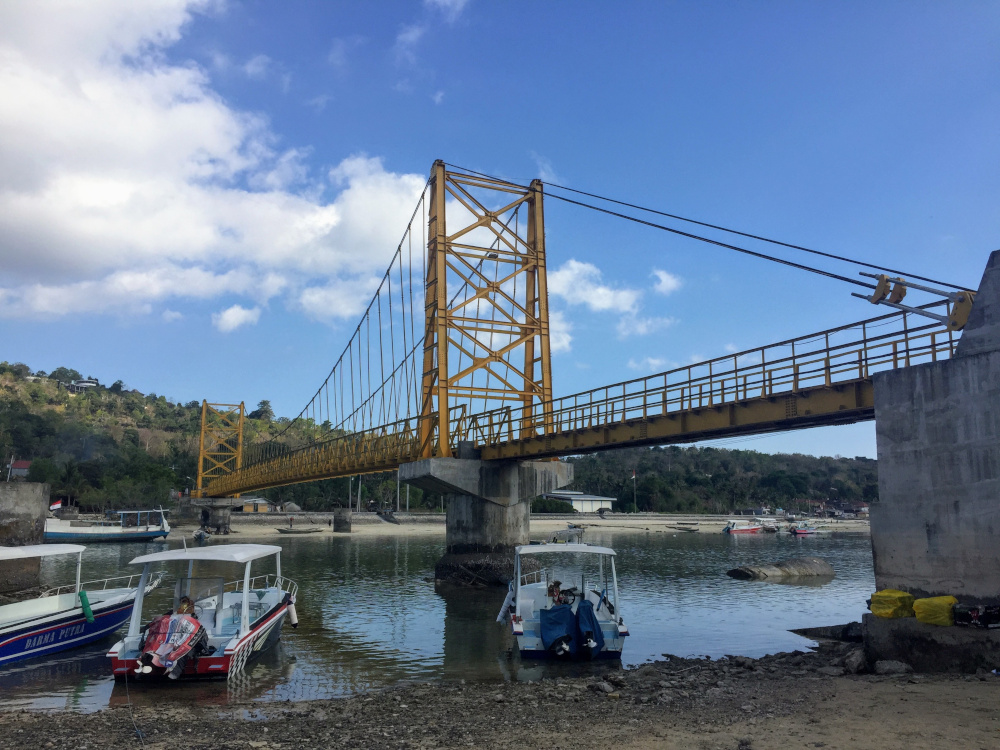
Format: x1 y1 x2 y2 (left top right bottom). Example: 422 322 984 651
652 269 682 295
306 94 331 112
327 36 364 72
432 90 444 105
549 310 572 353
530 152 560 183
212 304 260 333
548 260 640 314
395 24 425 65
0 4 427 320
616 314 676 338
298 276 380 324
424 0 470 23
628 356 672 372
243 54 271 80
162 309 183 322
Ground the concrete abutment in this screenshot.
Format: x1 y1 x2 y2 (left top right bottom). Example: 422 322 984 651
869 250 1000 670
0 482 49 593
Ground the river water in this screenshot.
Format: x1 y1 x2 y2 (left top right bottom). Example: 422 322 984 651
0 528 875 712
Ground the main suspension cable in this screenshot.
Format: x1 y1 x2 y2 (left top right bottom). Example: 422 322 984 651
444 162 966 291
545 191 877 290
541 181 966 290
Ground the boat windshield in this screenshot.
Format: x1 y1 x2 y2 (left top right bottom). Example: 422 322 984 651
105 509 167 526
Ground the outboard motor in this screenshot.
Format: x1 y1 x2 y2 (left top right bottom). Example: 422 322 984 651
136 614 207 679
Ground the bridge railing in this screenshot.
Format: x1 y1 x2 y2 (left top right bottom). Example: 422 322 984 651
455 304 956 449
203 305 956 495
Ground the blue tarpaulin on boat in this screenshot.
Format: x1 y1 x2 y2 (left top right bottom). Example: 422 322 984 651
575 600 605 657
540 604 577 655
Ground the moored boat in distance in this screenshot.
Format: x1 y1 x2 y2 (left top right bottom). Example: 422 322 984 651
500 543 628 660
107 544 297 680
723 520 763 534
788 521 822 535
45 509 170 543
0 544 158 667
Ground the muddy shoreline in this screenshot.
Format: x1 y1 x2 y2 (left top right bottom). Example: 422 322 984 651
2 639 995 749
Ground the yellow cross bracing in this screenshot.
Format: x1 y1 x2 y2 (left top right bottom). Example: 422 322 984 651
193 401 244 499
195 160 970 498
419 160 553 458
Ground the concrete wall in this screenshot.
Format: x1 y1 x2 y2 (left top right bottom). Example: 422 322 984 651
871 250 1000 602
0 482 49 592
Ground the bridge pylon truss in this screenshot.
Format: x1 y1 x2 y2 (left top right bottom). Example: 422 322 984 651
193 401 244 499
419 160 553 458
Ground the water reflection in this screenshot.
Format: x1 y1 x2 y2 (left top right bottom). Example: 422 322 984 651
0 529 875 712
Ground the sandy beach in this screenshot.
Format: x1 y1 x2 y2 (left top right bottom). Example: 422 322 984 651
216 513 871 541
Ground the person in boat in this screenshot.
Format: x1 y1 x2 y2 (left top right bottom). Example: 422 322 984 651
548 580 564 605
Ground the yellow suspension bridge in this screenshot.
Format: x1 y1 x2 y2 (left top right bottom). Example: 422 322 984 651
193 161 974 499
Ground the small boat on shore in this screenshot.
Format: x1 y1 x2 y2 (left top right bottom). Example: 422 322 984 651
107 544 297 680
499 543 628 660
45 509 170 543
276 527 321 535
0 544 158 667
789 522 822 536
723 520 763 534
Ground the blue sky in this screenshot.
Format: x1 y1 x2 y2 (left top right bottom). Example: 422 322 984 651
1 1 997 459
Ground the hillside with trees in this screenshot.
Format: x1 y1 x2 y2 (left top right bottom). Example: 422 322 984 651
1 361 877 515
565 445 878 514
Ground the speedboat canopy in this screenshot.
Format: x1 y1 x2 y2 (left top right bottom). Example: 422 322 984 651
0 544 86 560
129 544 282 565
515 543 615 556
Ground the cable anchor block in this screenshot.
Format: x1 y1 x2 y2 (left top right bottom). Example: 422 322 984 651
853 272 976 331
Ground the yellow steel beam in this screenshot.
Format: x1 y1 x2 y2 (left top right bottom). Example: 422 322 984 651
480 380 873 461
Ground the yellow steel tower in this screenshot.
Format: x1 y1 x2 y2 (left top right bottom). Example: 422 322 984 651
418 161 554 458
193 401 244 498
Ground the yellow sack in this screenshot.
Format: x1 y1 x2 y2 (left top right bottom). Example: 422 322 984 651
870 589 915 619
913 596 958 626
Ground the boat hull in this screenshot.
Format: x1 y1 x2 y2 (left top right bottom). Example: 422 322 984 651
109 603 289 680
519 647 623 660
44 529 169 543
0 601 135 667
724 528 762 534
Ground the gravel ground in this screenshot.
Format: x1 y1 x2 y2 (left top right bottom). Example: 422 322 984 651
2 640 998 750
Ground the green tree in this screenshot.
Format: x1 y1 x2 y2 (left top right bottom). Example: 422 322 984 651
49 366 82 382
249 400 274 421
26 457 61 485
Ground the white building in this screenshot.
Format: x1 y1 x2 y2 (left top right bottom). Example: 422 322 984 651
541 490 615 513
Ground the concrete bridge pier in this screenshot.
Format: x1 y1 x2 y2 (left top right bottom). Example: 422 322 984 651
400 450 572 585
867 250 1000 671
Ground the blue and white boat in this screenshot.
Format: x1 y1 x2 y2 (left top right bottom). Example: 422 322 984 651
45 509 170 543
0 544 158 666
499 543 628 660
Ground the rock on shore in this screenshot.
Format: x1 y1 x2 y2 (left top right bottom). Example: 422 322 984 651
727 556 835 580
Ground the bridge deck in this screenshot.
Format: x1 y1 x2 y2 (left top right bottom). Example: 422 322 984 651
198 311 955 497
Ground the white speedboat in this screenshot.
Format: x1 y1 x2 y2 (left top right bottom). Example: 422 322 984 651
723 520 763 534
45 509 170 543
0 544 157 666
499 543 628 660
107 544 298 680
